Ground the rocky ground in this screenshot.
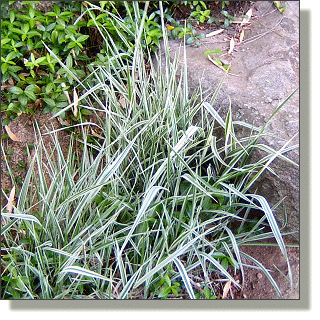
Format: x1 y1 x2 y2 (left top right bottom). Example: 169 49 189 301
165 0 300 299
165 1 299 242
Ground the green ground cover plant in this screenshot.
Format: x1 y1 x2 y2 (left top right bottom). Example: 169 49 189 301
1 1 90 121
1 1 247 124
1 2 298 299
1 1 170 122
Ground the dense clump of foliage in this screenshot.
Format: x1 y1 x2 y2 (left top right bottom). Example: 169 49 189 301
1 1 244 123
1 1 296 299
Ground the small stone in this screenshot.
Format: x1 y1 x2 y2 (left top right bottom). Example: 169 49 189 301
257 273 263 279
265 97 272 103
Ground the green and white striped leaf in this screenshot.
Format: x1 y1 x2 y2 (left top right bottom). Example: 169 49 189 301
182 173 218 202
173 257 196 299
135 225 219 287
148 126 199 189
249 194 292 287
118 186 165 257
43 247 81 260
199 251 241 288
1 213 42 226
118 269 141 299
223 225 244 284
59 265 114 283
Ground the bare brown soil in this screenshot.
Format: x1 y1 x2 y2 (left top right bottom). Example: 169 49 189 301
239 238 299 299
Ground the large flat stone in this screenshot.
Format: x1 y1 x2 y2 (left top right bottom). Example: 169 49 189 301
161 1 299 240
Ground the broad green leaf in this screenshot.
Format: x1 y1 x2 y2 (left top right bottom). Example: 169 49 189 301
35 57 46 64
158 285 171 298
42 98 56 107
46 23 56 31
24 90 36 101
1 38 11 46
10 27 24 35
2 63 8 74
77 35 89 42
66 55 73 69
8 65 23 72
18 94 28 106
27 30 41 38
6 51 18 62
186 37 194 45
8 86 24 95
29 6 35 19
9 10 15 23
22 23 30 34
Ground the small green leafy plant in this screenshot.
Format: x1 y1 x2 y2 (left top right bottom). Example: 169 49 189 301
273 1 286 14
189 3 211 24
221 1 230 10
153 272 182 299
186 27 206 46
204 49 230 71
1 1 174 121
221 10 236 28
195 285 217 299
1 1 89 120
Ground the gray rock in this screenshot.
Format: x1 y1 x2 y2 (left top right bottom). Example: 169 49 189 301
159 1 299 241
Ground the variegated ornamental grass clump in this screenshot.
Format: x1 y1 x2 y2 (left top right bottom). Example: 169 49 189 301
1 2 298 299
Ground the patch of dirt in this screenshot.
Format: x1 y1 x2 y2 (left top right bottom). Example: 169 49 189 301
11 1 54 12
239 238 299 299
1 111 70 210
184 237 299 300
172 1 254 33
172 1 252 20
